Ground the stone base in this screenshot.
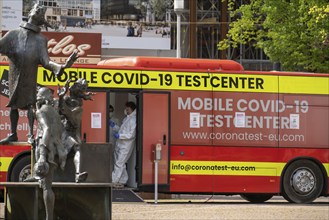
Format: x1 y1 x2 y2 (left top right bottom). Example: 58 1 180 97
0 182 112 220
52 143 113 183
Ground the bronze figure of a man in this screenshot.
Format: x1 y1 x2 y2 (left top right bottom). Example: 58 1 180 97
34 86 67 220
58 78 95 182
0 3 78 144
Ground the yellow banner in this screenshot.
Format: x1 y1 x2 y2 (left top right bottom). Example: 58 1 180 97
0 65 328 94
0 157 13 172
36 68 278 92
279 76 329 95
170 160 285 176
325 163 329 177
171 161 329 177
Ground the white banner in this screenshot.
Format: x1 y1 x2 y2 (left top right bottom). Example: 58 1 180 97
1 0 22 31
102 36 170 50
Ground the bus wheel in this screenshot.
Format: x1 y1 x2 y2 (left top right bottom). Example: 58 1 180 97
240 194 273 203
282 159 323 204
9 155 31 182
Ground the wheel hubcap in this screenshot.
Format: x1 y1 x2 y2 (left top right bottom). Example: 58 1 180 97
291 169 315 194
19 165 31 182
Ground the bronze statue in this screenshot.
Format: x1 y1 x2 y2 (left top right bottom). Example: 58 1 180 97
28 79 94 219
34 87 67 220
58 78 95 182
0 3 78 145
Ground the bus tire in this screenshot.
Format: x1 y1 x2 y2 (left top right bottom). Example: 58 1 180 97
282 159 323 204
9 155 31 182
240 194 273 203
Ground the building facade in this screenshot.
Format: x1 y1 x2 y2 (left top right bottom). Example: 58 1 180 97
38 0 99 26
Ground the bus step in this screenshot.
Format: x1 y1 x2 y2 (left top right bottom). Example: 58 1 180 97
112 188 144 203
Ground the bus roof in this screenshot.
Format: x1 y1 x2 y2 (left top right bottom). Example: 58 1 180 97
97 56 244 71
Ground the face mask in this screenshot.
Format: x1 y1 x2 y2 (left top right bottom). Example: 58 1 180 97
124 109 128 115
109 112 114 118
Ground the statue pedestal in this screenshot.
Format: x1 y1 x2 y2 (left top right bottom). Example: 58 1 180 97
0 182 112 220
52 143 113 183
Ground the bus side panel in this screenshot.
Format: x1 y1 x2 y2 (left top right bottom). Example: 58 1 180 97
1 65 44 142
170 146 280 193
0 95 32 142
0 145 31 182
170 146 329 193
171 90 287 148
170 146 214 192
211 92 280 148
279 94 329 148
170 174 278 193
170 175 214 192
171 91 213 146
212 176 280 193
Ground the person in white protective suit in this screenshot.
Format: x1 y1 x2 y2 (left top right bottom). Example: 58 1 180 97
109 105 119 147
110 101 137 187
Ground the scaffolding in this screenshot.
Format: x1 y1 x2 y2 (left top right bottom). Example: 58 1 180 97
169 0 274 71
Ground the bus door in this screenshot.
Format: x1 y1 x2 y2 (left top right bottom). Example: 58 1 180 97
138 92 170 191
106 90 138 187
81 91 107 143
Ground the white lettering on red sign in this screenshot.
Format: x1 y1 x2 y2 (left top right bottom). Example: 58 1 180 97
47 35 91 56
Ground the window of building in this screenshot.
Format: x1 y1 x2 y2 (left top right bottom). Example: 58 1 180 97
53 8 61 15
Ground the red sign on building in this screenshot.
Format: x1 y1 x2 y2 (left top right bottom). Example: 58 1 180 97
1 31 102 64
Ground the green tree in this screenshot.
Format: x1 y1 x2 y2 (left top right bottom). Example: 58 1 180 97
135 0 148 19
149 0 168 21
218 0 329 73
23 0 35 17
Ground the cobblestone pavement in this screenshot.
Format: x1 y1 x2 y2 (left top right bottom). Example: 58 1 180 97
1 195 328 219
112 195 329 220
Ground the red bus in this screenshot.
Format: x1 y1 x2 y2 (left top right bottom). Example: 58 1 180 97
0 63 33 191
1 57 328 203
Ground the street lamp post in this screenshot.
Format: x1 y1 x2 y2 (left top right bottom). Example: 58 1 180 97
174 0 184 58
